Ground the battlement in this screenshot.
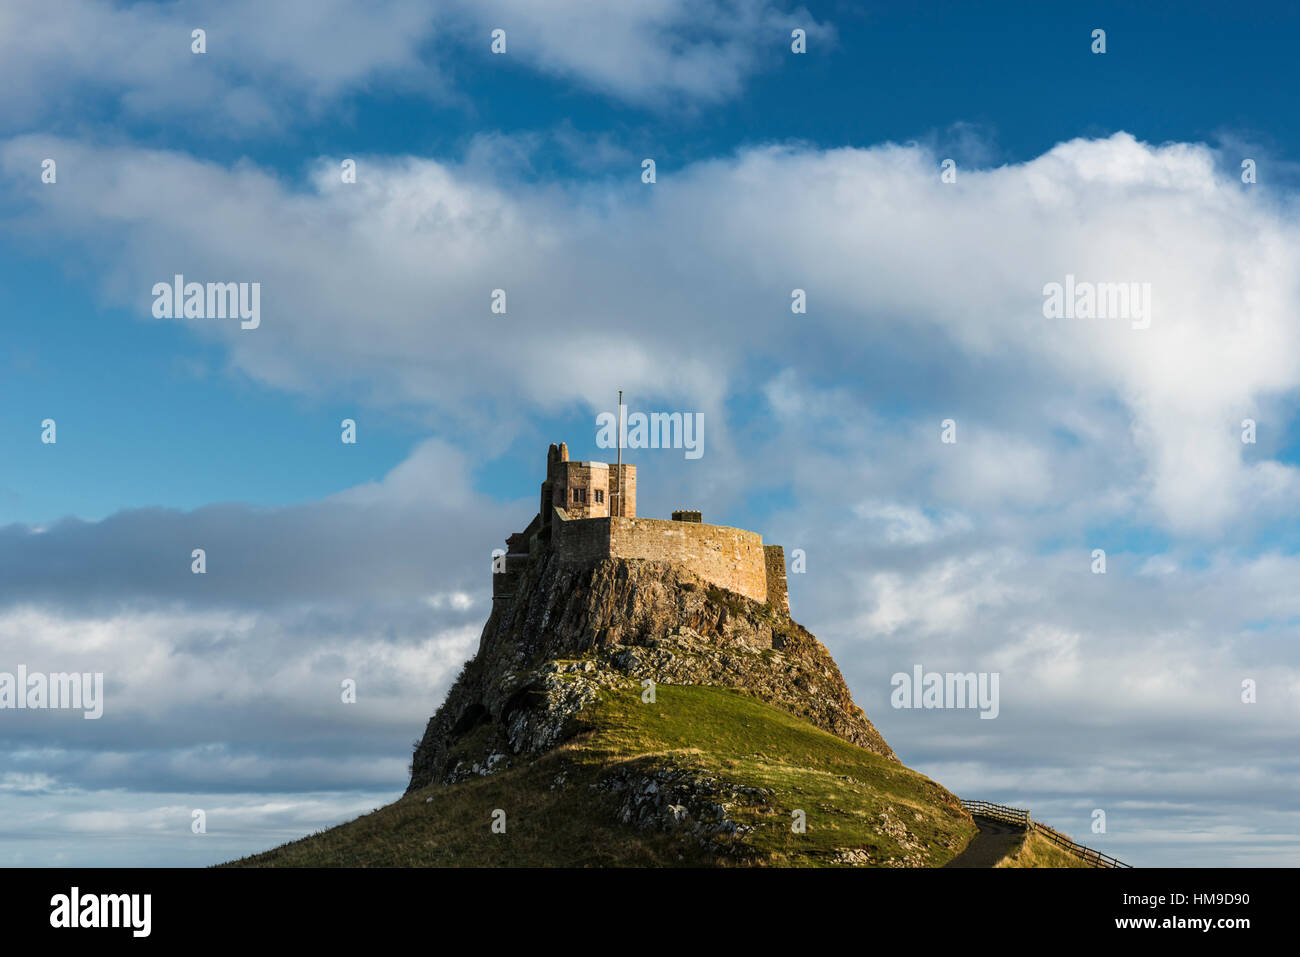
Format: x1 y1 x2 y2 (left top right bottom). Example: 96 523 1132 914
494 443 790 616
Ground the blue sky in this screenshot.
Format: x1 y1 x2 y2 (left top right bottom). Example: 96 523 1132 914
2 0 1300 867
5 0 1300 526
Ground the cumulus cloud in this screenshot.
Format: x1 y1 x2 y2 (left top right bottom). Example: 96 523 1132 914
0 438 499 865
0 413 558 864
462 0 831 105
0 441 512 613
0 787 392 866
10 128 1300 535
0 0 824 133
5 130 1298 534
4 128 1300 864
0 0 443 132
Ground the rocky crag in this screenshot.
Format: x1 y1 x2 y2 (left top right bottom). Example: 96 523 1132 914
409 549 896 792
231 544 979 866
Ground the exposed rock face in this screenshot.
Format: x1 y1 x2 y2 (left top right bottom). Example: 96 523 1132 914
408 550 895 792
593 761 770 858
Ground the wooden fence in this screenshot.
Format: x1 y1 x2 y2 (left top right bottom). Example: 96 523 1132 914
960 799 1131 868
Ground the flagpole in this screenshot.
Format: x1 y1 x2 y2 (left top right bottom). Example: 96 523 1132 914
615 390 623 517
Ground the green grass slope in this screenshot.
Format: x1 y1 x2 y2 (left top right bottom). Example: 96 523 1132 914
996 829 1095 868
228 682 976 867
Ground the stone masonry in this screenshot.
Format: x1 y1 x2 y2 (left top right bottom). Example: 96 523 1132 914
494 443 791 614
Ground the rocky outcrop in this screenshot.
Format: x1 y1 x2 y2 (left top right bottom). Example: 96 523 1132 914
593 761 770 858
408 548 896 792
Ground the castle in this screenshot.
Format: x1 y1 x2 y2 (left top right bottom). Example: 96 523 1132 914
494 442 789 616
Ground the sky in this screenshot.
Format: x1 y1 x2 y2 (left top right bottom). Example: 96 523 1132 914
1 0 1299 867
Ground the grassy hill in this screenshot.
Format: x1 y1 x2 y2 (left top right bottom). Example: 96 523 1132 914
228 681 977 867
997 829 1094 868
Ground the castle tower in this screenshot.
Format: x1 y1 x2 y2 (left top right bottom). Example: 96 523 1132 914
609 462 636 518
540 442 635 523
502 441 785 615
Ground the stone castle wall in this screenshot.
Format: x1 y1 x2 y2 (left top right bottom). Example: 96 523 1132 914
492 553 529 600
500 444 787 613
763 545 789 617
555 516 769 604
552 513 611 563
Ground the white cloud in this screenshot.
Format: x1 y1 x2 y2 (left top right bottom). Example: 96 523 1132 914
0 444 492 805
0 772 57 792
0 0 825 133
461 0 831 105
857 549 1030 636
850 501 972 545
5 127 1300 864
0 787 393 866
0 0 443 131
6 131 1298 534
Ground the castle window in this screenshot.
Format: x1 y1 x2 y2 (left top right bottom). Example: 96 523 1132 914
594 489 604 503
573 488 587 503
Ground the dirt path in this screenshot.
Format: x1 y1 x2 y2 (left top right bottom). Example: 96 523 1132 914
944 815 1025 868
